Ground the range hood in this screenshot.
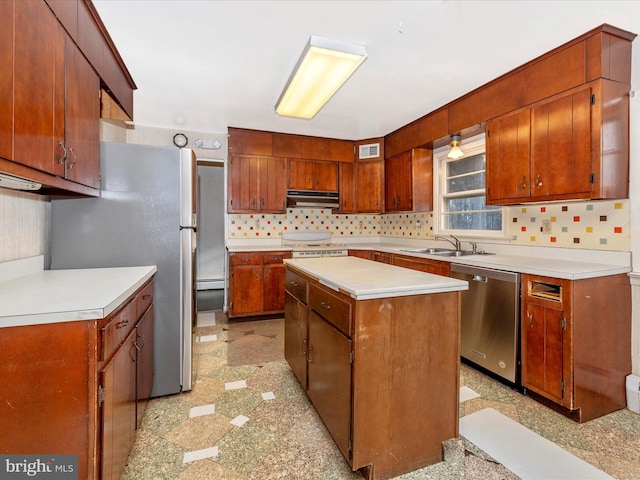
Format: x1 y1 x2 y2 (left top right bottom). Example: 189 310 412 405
287 190 339 209
0 173 42 191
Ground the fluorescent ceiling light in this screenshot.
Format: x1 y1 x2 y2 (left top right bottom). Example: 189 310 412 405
275 35 367 120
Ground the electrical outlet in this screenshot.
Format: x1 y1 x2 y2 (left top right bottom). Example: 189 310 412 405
542 219 552 234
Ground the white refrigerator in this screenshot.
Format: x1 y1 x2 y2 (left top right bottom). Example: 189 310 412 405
50 142 197 397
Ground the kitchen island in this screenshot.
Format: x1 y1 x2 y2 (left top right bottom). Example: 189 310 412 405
283 256 468 480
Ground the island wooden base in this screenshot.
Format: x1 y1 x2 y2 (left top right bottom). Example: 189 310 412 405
284 266 462 480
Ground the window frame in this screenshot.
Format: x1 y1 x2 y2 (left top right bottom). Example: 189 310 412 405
433 134 506 239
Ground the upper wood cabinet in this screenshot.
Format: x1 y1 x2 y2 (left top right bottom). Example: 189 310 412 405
384 148 433 212
487 79 628 204
338 162 355 213
227 154 287 213
288 159 338 191
355 159 384 213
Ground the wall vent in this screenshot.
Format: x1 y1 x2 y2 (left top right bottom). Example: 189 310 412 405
359 143 380 159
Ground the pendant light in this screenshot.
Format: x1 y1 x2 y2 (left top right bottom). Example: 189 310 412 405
447 135 464 159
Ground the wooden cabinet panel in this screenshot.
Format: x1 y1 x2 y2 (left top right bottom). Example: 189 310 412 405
307 311 352 460
348 250 373 260
64 37 100 188
135 305 154 429
45 0 78 41
385 151 412 212
300 136 331 160
385 108 447 158
272 133 301 157
228 155 285 213
329 139 355 162
229 265 263 316
13 0 66 177
392 254 450 276
339 162 355 213
0 0 13 161
531 87 592 199
524 42 586 105
289 159 338 191
486 109 531 204
284 291 309 388
309 283 352 336
228 251 292 318
355 160 383 213
522 302 565 403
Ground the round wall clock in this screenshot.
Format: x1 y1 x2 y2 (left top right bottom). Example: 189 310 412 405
173 133 188 148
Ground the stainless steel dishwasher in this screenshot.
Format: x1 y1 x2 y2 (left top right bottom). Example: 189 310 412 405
450 264 520 384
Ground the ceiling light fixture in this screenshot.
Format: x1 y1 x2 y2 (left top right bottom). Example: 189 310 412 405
275 35 367 120
447 135 464 159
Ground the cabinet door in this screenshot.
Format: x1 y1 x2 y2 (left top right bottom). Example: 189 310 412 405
259 156 287 212
0 0 13 160
313 161 339 191
289 159 314 189
13 0 65 176
135 305 154 429
64 38 100 188
486 109 531 204
284 291 308 388
228 265 263 316
307 311 352 460
385 151 412 211
228 155 260 212
263 263 287 312
339 162 355 213
522 302 564 402
531 88 592 199
356 160 383 213
101 327 136 480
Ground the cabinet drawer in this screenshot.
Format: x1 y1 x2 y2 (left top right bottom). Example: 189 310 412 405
100 300 136 362
136 280 154 318
262 251 292 264
285 269 308 304
309 284 352 337
229 252 262 265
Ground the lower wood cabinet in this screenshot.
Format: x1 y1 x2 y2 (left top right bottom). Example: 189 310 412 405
521 273 631 422
228 250 292 318
392 253 450 276
285 265 460 480
0 278 154 480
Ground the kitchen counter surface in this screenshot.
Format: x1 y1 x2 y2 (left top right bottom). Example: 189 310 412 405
0 265 157 328
352 242 630 280
284 256 468 300
229 240 631 280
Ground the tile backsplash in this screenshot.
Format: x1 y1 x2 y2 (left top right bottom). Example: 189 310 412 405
228 199 630 251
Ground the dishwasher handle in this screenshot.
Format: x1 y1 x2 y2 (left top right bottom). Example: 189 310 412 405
473 275 487 282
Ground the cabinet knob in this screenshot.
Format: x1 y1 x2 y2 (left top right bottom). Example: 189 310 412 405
116 319 129 329
536 174 543 188
320 301 331 310
520 176 527 190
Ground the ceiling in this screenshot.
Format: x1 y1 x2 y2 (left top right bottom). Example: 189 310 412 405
93 1 640 141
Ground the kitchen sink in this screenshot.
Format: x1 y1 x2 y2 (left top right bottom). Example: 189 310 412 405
400 248 494 257
401 247 453 254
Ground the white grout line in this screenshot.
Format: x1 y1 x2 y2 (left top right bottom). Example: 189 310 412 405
225 380 247 390
189 404 216 418
183 446 219 463
262 391 276 400
230 415 250 427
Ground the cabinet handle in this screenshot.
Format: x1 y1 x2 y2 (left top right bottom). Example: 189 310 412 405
527 310 534 328
261 197 265 207
290 281 299 287
255 272 260 280
536 174 543 188
320 301 331 310
520 176 527 190
57 141 67 165
307 345 314 363
116 319 129 329
302 339 307 356
134 335 145 352
67 148 77 170
142 294 152 300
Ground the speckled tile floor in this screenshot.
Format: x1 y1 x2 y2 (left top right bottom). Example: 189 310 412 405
122 310 640 479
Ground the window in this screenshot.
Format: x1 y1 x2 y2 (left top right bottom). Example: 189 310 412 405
435 134 504 237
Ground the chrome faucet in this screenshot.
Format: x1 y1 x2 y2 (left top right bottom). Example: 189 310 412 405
433 234 461 251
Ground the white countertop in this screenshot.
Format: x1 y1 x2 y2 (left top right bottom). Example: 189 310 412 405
285 256 468 300
0 264 157 328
